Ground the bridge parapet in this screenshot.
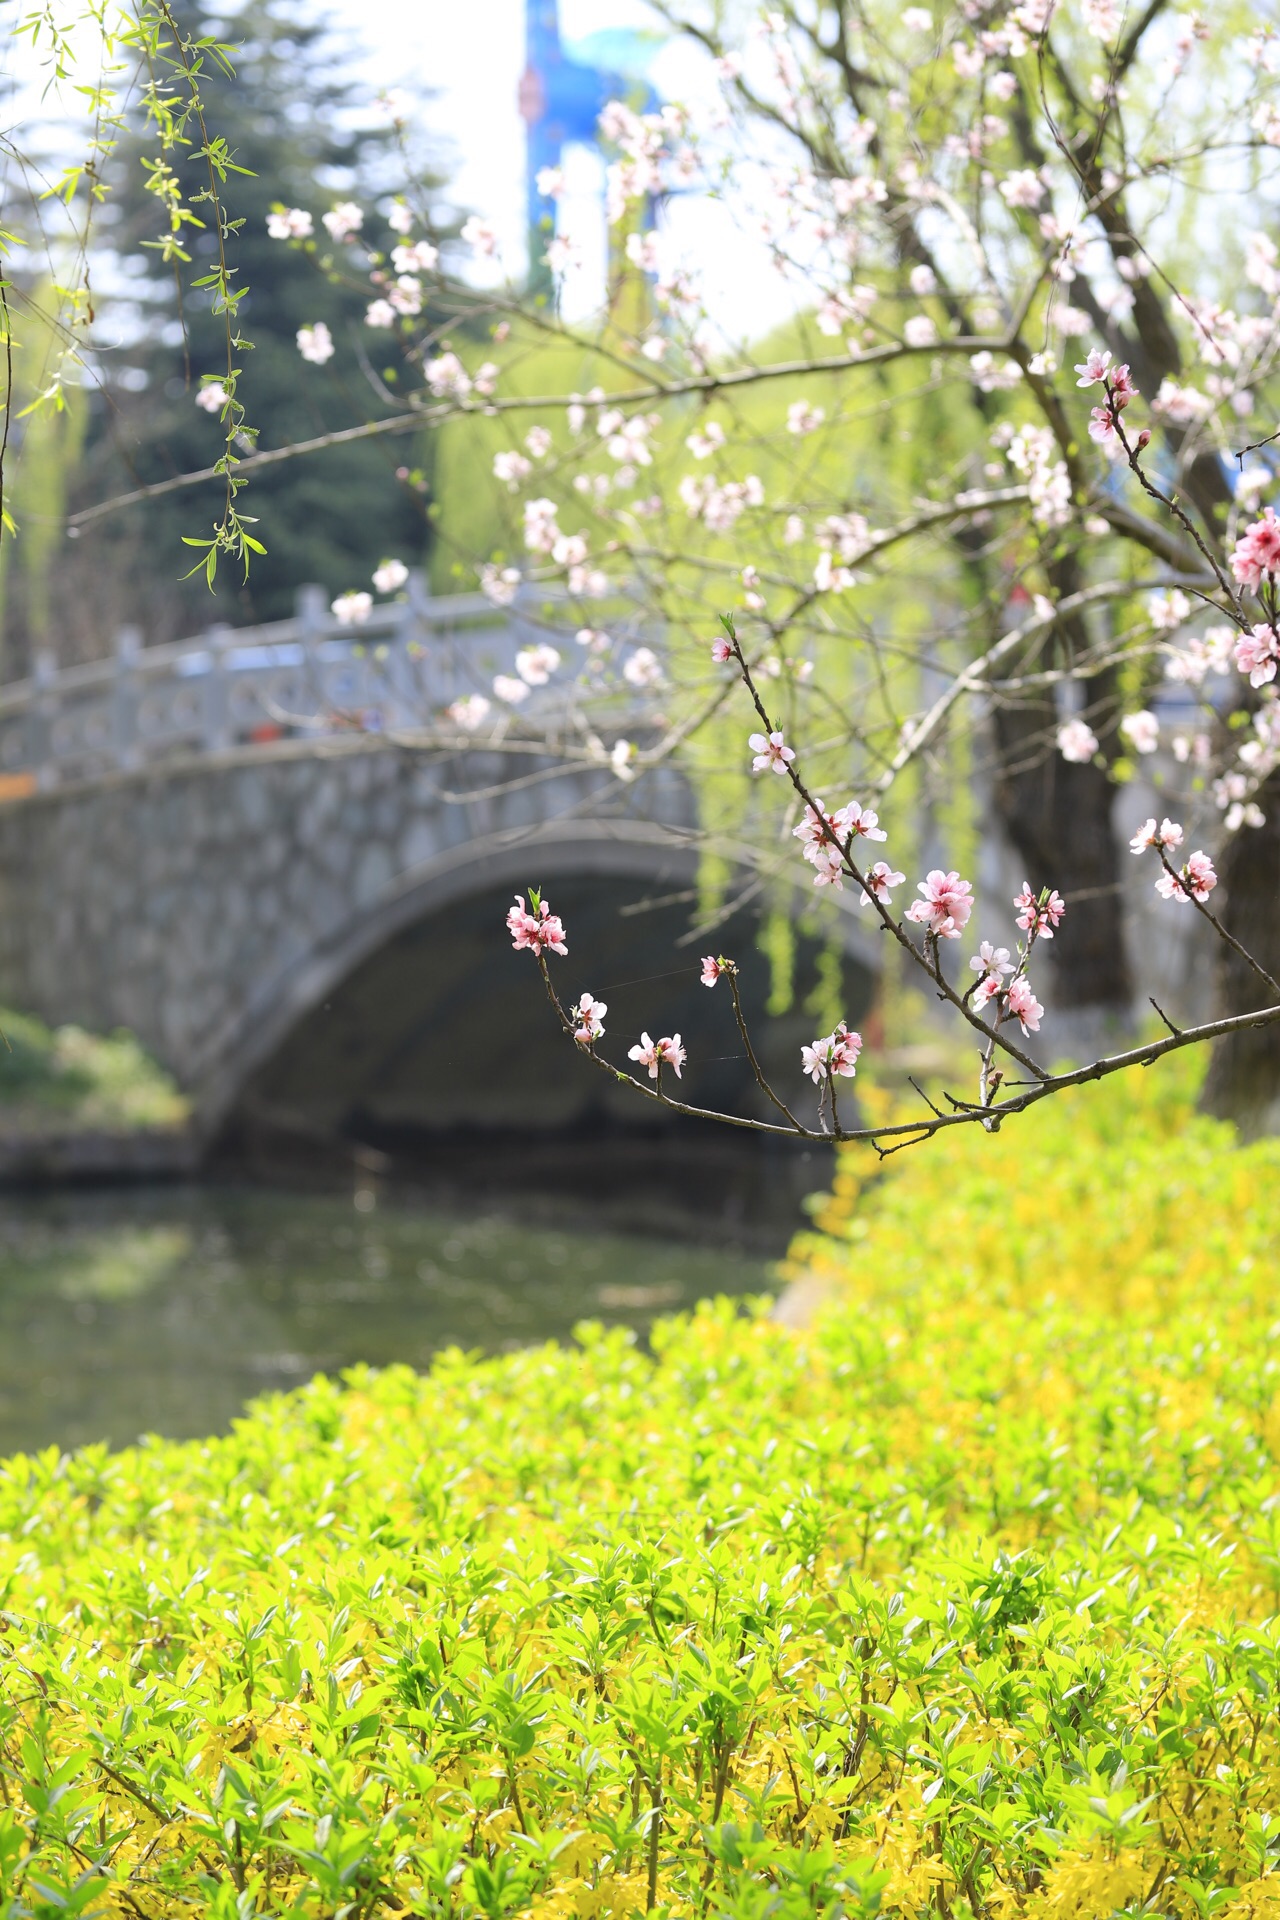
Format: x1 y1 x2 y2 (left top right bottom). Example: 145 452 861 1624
0 583 886 1145
0 581 600 791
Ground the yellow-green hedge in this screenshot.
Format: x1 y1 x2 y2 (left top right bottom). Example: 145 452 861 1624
1 1059 1279 1917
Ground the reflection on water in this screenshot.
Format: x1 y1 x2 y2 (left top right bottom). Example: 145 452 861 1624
0 1184 770 1456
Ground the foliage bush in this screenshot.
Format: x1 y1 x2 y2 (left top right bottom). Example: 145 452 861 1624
0 1009 188 1133
1 1060 1279 1917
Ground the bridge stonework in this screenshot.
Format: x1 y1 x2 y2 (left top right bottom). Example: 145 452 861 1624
0 742 754 1132
0 589 887 1145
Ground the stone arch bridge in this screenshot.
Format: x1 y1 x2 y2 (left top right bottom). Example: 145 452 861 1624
0 587 881 1171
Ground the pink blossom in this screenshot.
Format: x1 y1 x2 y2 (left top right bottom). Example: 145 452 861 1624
493 450 532 489
1006 975 1044 1034
573 993 606 1044
391 241 437 273
267 207 313 240
1109 363 1136 408
970 941 1015 1012
516 643 561 686
711 637 734 663
859 861 905 908
793 798 886 890
1235 624 1280 687
1119 710 1159 754
627 1032 685 1079
686 421 725 458
787 399 825 434
1074 348 1112 387
700 956 728 987
297 323 334 365
793 800 836 854
461 216 498 258
970 941 1015 980
1130 817 1184 854
835 800 886 843
905 870 974 940
1088 404 1119 446
1155 850 1217 904
971 972 1005 1013
749 729 796 775
372 558 408 594
196 383 228 413
506 892 568 956
447 694 491 731
801 1022 863 1083
623 647 663 688
1000 169 1044 210
1057 718 1099 762
332 591 371 625
427 353 472 398
1230 509 1280 588
1013 882 1066 939
322 202 363 242
793 796 885 866
479 565 520 606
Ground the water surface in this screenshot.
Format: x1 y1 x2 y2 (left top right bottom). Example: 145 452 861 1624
0 1184 770 1455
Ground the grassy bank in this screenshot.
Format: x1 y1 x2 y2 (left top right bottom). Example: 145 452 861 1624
0 1008 187 1134
0 1060 1277 1916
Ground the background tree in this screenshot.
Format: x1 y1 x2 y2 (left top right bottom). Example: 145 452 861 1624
56 0 1280 1135
4 0 454 663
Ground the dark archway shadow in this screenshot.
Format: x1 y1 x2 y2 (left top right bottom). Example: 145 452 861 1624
213 866 877 1246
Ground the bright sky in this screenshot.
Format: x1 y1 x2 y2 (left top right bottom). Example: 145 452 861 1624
1 0 800 341
343 0 798 337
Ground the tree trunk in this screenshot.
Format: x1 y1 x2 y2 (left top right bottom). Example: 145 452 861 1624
1199 767 1280 1136
991 688 1132 1009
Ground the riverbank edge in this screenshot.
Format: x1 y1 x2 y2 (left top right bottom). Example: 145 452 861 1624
0 1125 198 1185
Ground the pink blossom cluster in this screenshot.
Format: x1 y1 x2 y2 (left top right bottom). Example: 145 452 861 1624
267 207 313 240
679 473 765 532
1014 882 1066 940
969 945 1043 1033
792 798 885 889
1075 348 1137 447
1155 850 1218 904
1056 718 1099 764
572 993 606 1044
906 870 974 940
506 893 568 957
801 1022 863 1084
1130 817 1184 853
966 878 1062 1035
1129 821 1218 903
1235 625 1280 687
1230 509 1280 589
628 1032 686 1080
1004 975 1045 1035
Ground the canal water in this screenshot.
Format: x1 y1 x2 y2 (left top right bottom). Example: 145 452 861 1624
0 1184 773 1456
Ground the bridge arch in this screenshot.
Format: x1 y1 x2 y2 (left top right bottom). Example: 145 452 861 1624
202 813 882 1157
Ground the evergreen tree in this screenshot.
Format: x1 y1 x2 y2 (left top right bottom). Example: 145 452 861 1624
71 0 449 633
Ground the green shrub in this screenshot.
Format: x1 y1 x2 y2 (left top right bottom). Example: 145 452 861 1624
0 1059 1278 1916
0 1009 187 1131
